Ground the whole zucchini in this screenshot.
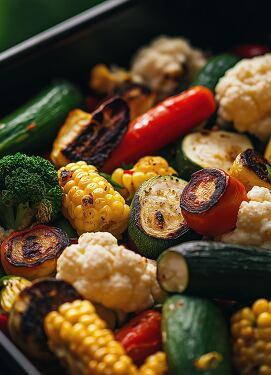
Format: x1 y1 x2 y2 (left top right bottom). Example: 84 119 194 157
157 241 271 301
0 81 83 156
190 54 240 92
162 295 232 375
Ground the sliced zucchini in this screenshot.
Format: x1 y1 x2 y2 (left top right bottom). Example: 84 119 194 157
230 148 271 191
157 241 271 301
9 278 81 359
128 176 199 259
176 130 253 180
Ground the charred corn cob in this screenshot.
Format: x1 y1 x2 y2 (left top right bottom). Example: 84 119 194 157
58 161 130 236
229 149 271 191
112 156 177 200
139 352 168 375
231 298 271 375
45 300 138 375
0 276 31 312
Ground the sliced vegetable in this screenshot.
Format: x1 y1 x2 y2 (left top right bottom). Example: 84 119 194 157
176 130 252 180
58 162 130 237
231 43 270 58
162 295 232 375
51 97 130 169
112 156 177 201
231 299 271 375
115 310 162 366
0 81 83 156
103 86 216 172
180 168 247 236
190 54 240 92
157 241 271 301
230 149 271 191
9 278 81 359
129 176 199 260
1 225 70 280
0 276 31 312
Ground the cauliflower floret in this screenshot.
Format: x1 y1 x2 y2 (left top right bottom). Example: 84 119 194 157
220 186 271 248
216 54 271 140
56 232 166 312
131 35 206 99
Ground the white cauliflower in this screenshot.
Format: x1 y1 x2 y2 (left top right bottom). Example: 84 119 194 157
216 54 271 140
131 35 206 99
56 232 166 312
220 186 271 248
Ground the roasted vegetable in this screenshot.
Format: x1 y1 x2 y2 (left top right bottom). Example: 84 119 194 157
45 299 138 374
162 295 232 375
129 176 199 260
0 81 83 156
51 97 130 169
0 153 62 230
116 310 162 366
180 168 247 236
176 130 253 180
229 149 271 191
231 298 271 375
103 86 216 172
139 352 168 375
112 156 177 200
0 276 31 312
58 161 130 236
9 278 81 359
1 225 70 280
157 241 271 301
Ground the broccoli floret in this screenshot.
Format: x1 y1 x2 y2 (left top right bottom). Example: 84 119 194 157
0 153 63 230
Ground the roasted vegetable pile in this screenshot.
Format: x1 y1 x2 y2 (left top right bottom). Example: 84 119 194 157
1 35 271 375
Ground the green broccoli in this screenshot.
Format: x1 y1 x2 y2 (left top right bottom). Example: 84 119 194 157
0 153 63 230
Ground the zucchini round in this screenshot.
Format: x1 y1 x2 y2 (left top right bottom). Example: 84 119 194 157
176 130 253 180
157 241 271 301
162 295 232 375
0 81 83 156
128 176 199 260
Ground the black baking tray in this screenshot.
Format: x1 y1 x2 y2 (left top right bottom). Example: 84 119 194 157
0 0 270 373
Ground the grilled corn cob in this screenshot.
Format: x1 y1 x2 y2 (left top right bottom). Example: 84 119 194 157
231 298 271 375
58 161 130 236
229 149 271 191
0 276 31 312
112 156 177 200
139 352 168 375
45 300 138 375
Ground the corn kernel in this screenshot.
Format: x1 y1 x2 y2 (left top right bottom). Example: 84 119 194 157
253 299 269 315
258 313 271 328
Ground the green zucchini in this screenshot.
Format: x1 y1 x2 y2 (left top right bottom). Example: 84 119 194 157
162 295 232 375
157 241 271 301
0 81 83 156
176 130 253 180
190 53 240 92
128 176 200 260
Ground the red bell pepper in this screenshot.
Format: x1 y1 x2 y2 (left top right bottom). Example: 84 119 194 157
0 313 9 336
231 43 270 58
103 86 216 172
115 310 162 366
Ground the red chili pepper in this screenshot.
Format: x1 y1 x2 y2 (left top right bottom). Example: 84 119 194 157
115 310 162 366
231 44 270 58
0 313 9 336
103 86 216 172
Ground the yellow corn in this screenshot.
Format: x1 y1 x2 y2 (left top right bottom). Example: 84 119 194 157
45 300 167 375
90 64 131 95
231 299 271 375
139 352 168 375
0 277 31 312
58 161 130 236
112 156 177 200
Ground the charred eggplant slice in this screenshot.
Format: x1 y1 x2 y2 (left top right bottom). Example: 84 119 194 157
51 97 130 169
128 176 199 259
180 168 247 236
230 149 271 191
9 278 81 359
0 225 70 280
